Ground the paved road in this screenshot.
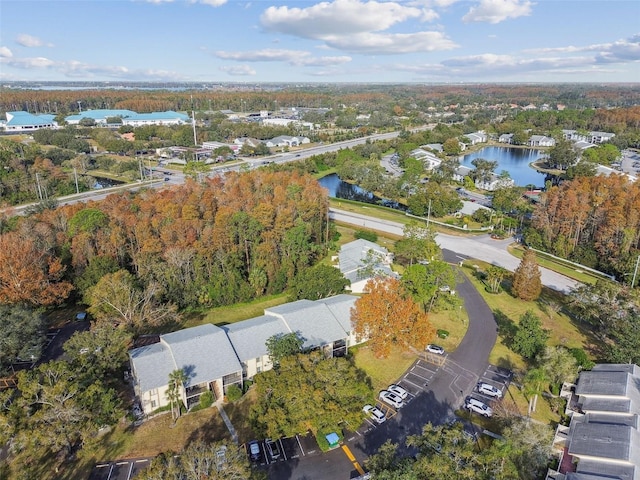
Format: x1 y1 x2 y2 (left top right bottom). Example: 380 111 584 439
329 208 579 293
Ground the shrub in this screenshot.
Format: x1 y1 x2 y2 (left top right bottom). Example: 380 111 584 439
199 391 214 409
225 384 243 403
437 329 449 339
354 230 378 242
568 347 595 370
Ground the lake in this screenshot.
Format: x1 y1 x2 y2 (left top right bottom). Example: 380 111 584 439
318 174 406 210
460 146 548 188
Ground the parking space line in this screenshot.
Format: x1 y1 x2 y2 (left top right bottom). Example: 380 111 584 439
127 462 134 480
106 464 114 480
403 377 424 390
296 435 305 456
341 445 365 475
279 439 287 461
408 369 429 381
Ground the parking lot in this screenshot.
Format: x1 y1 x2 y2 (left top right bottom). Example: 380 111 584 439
465 364 513 413
89 458 150 480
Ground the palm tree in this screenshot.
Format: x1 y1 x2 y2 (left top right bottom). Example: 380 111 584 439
167 369 188 423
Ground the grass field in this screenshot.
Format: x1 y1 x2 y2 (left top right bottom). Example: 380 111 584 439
182 294 290 329
508 244 602 285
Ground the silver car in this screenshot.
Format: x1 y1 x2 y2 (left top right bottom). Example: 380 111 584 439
477 382 503 398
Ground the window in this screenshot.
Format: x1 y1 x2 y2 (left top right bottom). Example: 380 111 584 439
151 400 157 408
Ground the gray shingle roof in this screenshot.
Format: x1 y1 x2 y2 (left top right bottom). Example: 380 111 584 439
338 239 394 284
322 294 357 334
129 342 176 393
571 459 636 480
576 370 629 397
568 415 635 461
222 315 289 362
129 324 241 391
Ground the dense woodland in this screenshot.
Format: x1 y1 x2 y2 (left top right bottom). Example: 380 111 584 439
0 170 329 314
526 175 640 276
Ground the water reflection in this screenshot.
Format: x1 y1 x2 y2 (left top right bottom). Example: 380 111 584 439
460 146 548 187
318 174 406 210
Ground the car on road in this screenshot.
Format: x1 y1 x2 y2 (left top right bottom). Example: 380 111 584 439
426 344 445 355
247 441 261 461
363 404 386 424
465 397 493 417
387 384 409 399
379 390 404 409
477 382 503 399
265 439 281 460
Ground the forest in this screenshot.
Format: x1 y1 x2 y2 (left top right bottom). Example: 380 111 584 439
0 169 330 315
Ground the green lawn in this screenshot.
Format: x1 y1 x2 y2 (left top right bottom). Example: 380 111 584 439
351 343 417 395
182 293 290 329
508 244 601 285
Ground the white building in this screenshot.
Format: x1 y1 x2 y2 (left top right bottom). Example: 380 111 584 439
2 111 57 132
334 239 395 294
129 295 364 415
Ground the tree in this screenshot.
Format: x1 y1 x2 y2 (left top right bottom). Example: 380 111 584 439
0 305 45 374
290 264 349 300
511 311 549 360
511 249 542 301
351 277 435 358
139 441 255 480
183 160 210 180
393 221 438 266
5 360 121 458
86 269 180 332
63 321 132 378
442 137 461 155
486 266 507 293
491 186 525 214
565 160 597 179
0 231 73 306
501 418 554 480
471 158 498 185
265 332 305 366
251 351 372 439
540 346 578 389
547 138 578 170
402 260 456 313
167 369 188 422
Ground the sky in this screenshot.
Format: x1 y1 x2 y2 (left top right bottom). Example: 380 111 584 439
1 0 639 84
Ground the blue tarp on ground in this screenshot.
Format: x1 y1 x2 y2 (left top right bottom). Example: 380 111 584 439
325 432 340 447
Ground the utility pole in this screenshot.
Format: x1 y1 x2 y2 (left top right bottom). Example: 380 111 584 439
632 254 640 289
138 157 144 182
35 172 43 201
426 198 432 228
73 168 79 194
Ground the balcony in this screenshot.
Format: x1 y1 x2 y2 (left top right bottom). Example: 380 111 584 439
185 383 208 399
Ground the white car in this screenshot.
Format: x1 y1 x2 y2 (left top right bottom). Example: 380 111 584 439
426 344 445 355
379 390 404 409
387 384 409 400
477 382 503 399
465 398 493 417
363 404 386 424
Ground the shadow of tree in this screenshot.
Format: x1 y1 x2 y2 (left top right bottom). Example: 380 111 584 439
494 309 517 344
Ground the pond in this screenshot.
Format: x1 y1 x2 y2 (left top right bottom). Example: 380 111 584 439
460 146 549 188
92 176 126 189
318 174 406 210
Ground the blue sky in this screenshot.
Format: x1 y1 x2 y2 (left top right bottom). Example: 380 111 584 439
1 0 639 83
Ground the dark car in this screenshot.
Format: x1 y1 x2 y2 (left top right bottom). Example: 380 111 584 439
247 441 260 461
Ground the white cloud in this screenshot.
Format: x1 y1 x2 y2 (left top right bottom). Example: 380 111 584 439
215 48 351 67
0 47 13 58
324 31 457 54
0 54 186 81
524 34 640 63
259 0 456 55
463 0 533 24
16 34 53 48
261 0 422 38
219 64 256 76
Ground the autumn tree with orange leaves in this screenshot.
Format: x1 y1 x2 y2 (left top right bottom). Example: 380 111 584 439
351 277 435 358
0 231 73 306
